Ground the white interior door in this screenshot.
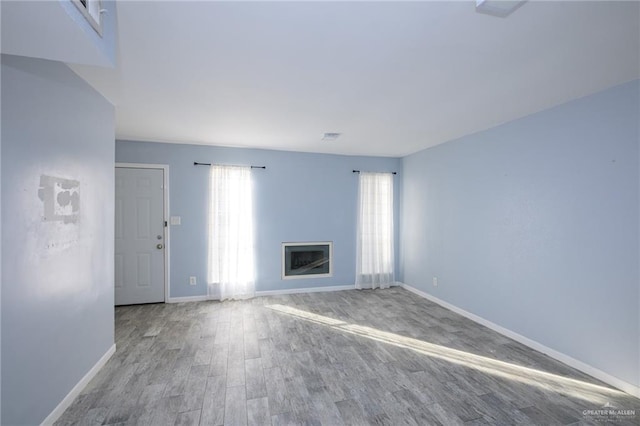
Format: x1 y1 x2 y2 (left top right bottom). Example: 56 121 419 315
115 167 166 305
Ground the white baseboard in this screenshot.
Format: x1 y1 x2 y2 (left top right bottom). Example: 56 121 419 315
166 295 209 303
167 285 356 302
400 283 640 398
41 344 116 426
256 284 355 296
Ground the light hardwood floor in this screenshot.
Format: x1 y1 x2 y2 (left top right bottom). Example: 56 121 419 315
55 288 639 425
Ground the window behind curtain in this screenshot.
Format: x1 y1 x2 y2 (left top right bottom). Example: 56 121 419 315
355 172 395 289
207 165 255 300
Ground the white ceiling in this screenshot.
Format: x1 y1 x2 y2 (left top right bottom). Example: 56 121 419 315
71 1 640 157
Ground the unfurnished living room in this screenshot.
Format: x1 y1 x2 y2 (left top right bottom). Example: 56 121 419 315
1 0 639 425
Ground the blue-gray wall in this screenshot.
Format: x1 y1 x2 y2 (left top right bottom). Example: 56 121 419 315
401 80 640 389
116 141 401 298
1 54 115 425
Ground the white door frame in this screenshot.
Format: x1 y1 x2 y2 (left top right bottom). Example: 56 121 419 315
115 163 170 303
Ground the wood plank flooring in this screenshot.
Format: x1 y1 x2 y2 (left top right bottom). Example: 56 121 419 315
55 288 639 425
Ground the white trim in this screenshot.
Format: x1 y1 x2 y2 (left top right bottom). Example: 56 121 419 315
282 241 333 280
70 0 103 36
256 284 354 296
41 344 116 426
167 285 357 302
166 295 210 303
400 283 640 398
168 285 355 302
116 163 170 304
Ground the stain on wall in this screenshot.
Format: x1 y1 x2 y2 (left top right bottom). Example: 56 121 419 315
38 175 80 224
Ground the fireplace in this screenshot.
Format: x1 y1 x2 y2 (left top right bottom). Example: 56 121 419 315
282 242 333 279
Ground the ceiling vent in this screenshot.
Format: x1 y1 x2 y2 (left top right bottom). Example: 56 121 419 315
322 133 341 141
475 0 526 17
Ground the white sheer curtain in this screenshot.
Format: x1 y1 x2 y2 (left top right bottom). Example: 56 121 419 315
207 165 255 300
355 172 395 289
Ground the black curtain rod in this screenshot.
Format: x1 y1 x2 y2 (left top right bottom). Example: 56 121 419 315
352 170 397 175
194 162 266 169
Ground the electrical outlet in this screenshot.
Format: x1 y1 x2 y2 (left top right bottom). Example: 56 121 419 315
189 276 197 286
433 277 438 287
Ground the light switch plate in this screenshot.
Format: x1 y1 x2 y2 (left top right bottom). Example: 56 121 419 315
170 216 181 225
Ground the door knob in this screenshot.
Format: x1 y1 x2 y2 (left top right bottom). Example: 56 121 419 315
156 244 164 249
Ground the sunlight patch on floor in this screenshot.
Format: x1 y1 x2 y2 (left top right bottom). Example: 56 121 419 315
266 303 627 404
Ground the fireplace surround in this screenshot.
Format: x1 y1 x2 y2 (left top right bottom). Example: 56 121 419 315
282 242 333 279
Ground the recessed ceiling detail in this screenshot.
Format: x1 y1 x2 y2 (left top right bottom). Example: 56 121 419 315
322 133 342 141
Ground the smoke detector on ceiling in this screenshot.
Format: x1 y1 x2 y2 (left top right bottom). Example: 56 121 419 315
475 0 526 17
322 133 342 141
